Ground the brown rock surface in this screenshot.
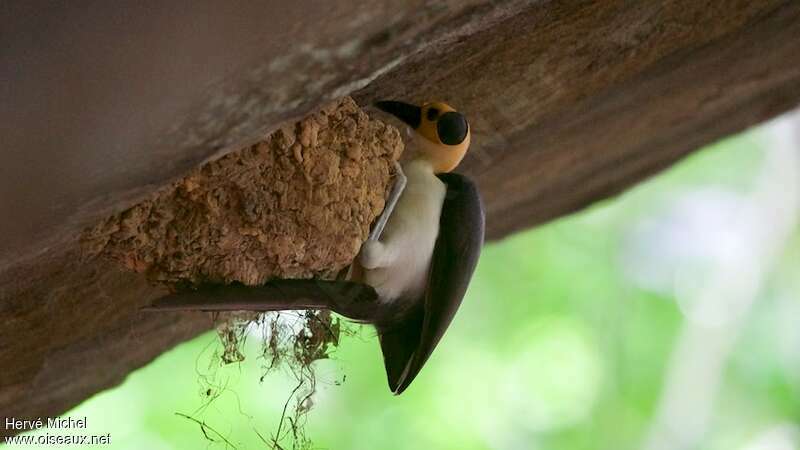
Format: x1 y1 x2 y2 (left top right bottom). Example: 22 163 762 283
0 98 401 429
2 0 799 428
356 1 800 238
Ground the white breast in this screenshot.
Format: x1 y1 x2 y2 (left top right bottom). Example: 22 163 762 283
363 159 446 303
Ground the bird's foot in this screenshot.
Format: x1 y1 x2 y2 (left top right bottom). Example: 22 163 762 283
360 240 386 269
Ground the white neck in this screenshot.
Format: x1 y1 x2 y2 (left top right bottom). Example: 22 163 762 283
405 157 436 175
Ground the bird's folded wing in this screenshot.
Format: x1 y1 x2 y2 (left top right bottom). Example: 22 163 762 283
382 172 485 394
143 279 381 321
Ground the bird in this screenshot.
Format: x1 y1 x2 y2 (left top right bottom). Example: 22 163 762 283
145 100 485 394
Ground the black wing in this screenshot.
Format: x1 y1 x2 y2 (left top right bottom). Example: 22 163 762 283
143 279 380 322
379 172 485 394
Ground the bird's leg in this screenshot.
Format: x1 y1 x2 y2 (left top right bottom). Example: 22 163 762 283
358 162 406 270
368 161 406 241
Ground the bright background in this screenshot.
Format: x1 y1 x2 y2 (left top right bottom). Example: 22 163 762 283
15 110 800 450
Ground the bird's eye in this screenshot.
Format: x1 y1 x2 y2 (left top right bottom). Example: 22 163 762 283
426 107 440 121
436 112 468 145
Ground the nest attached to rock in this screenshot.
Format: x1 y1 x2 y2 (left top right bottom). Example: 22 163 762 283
80 96 404 448
83 96 402 286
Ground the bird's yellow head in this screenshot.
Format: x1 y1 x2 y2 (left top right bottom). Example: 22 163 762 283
375 100 470 173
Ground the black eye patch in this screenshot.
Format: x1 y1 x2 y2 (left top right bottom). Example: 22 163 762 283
426 107 440 121
436 111 468 145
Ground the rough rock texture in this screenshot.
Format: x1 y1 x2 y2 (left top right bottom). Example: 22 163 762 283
0 252 206 429
83 97 401 286
2 0 800 429
356 1 800 239
0 98 400 431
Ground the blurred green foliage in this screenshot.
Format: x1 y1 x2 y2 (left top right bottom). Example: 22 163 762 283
18 126 800 450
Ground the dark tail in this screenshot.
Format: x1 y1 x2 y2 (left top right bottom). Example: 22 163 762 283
143 279 380 322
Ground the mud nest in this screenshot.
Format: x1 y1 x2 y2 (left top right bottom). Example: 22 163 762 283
83 96 403 286
81 96 403 448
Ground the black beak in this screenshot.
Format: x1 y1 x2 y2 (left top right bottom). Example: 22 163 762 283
374 100 422 129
